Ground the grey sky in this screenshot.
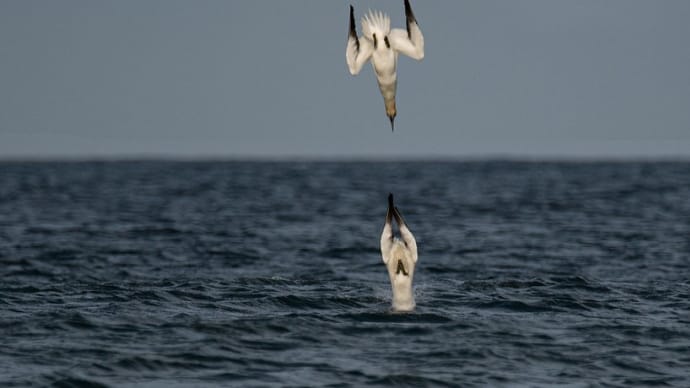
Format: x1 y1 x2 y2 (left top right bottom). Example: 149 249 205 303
1 0 689 159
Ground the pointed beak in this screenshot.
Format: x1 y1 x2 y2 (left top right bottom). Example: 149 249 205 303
389 115 395 132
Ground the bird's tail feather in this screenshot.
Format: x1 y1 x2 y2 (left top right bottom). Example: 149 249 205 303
361 10 390 40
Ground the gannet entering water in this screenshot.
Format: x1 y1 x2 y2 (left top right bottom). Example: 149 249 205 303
346 0 425 131
380 193 418 312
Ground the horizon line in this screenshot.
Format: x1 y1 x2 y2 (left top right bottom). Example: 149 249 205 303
1 153 689 163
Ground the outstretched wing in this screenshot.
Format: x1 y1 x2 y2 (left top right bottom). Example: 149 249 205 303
346 5 373 75
389 0 424 60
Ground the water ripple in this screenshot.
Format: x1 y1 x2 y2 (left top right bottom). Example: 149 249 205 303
1 161 689 387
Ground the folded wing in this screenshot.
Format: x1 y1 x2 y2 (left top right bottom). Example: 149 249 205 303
392 205 418 262
346 5 374 75
389 0 424 60
380 193 395 264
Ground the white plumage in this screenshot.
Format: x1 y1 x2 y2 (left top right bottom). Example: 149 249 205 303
346 0 425 131
361 10 391 42
380 193 418 312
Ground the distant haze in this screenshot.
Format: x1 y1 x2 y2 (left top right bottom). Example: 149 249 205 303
1 1 689 159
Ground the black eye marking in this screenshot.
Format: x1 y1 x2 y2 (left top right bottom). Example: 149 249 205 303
373 33 378 49
384 36 390 49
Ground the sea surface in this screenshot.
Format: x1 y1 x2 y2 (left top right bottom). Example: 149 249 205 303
1 160 689 387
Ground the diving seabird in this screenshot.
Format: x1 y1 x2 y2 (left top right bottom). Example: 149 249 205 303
380 193 418 311
346 0 425 131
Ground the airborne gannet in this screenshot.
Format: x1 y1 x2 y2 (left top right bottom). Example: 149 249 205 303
346 0 425 131
380 193 418 312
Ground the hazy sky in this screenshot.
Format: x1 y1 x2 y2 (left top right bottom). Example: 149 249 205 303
1 0 689 159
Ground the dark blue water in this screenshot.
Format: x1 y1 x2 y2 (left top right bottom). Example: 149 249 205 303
1 161 689 387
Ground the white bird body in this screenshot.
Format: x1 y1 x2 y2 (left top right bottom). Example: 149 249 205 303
380 194 418 312
346 0 425 131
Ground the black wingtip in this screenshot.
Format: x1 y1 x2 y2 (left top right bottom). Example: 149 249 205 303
404 0 417 38
388 193 394 208
389 115 395 132
394 206 407 226
404 0 412 14
404 0 416 21
349 4 359 51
